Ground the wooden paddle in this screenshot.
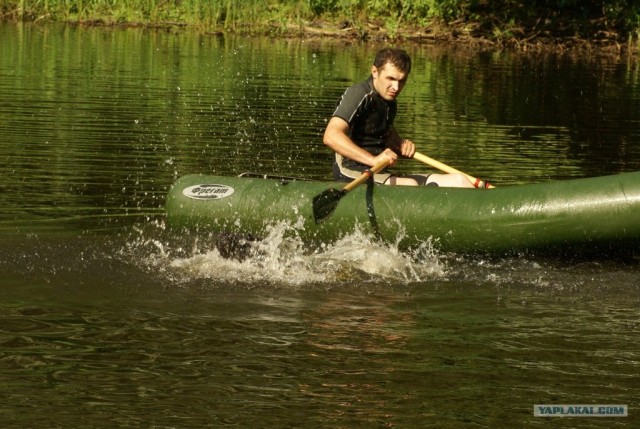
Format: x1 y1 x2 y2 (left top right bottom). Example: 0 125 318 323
313 158 390 223
413 151 494 188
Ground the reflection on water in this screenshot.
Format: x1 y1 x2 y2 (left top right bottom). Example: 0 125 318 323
1 22 640 428
2 235 639 427
3 23 640 235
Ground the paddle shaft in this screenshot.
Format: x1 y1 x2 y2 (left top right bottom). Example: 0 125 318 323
343 158 390 192
413 151 494 188
312 158 390 223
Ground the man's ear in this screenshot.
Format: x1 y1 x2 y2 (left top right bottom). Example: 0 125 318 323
371 65 379 79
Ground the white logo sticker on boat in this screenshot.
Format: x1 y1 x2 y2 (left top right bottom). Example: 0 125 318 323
183 184 235 200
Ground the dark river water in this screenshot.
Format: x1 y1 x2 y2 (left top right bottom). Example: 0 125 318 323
1 23 640 427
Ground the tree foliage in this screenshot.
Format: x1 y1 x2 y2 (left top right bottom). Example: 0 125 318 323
2 0 639 40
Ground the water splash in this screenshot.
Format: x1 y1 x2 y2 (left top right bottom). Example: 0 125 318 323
113 217 640 294
125 221 446 287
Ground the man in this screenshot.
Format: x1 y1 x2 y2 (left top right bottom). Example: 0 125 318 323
323 48 474 187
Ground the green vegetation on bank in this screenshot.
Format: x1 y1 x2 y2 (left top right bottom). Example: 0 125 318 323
2 0 640 47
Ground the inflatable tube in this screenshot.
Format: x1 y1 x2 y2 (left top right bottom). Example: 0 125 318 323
166 172 640 254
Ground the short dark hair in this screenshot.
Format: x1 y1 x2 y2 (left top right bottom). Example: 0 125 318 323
373 48 412 74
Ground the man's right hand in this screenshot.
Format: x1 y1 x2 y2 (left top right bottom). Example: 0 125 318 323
374 148 398 167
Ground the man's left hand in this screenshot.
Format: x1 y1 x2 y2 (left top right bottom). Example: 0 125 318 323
399 139 416 158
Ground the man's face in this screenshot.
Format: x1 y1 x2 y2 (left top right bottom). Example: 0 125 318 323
371 62 409 101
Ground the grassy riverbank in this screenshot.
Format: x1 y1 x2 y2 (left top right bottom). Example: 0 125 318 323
2 0 639 53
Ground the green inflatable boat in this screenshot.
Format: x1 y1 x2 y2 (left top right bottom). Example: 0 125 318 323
165 171 640 255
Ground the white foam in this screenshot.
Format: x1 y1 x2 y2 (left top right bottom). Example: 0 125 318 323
137 221 446 287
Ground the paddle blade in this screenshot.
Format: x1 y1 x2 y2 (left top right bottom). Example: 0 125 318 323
313 188 347 223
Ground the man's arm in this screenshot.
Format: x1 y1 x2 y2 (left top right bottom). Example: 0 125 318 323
385 126 416 158
323 116 397 167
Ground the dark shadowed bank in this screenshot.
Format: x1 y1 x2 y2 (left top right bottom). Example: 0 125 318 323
2 0 640 54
